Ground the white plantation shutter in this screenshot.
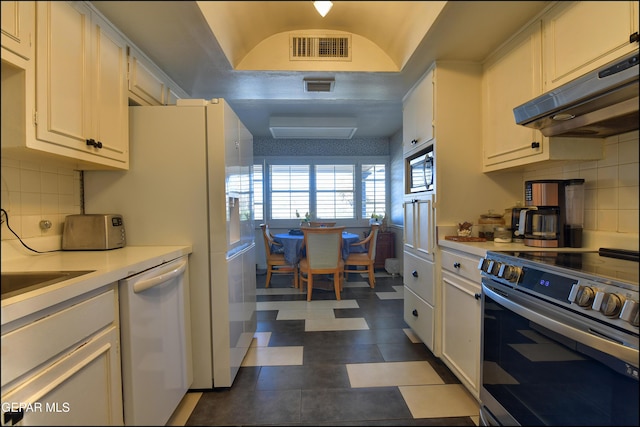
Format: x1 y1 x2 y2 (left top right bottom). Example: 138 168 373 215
315 165 355 219
362 164 386 218
253 164 263 221
270 165 310 219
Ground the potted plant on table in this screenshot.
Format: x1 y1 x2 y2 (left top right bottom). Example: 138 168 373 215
296 210 312 227
370 213 387 232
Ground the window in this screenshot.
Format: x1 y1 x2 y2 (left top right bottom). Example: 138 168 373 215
253 164 264 221
315 165 354 219
270 165 310 219
362 164 386 218
257 158 388 224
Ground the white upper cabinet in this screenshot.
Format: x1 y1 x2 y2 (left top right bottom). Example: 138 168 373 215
35 1 129 169
482 22 546 171
403 67 434 156
542 1 639 90
1 1 34 60
128 44 189 106
482 17 605 172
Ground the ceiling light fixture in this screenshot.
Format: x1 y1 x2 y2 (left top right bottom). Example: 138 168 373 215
313 1 333 17
269 117 357 139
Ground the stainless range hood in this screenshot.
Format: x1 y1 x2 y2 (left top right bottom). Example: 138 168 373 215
513 50 639 138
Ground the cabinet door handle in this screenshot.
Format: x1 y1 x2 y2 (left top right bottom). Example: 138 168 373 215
412 270 418 277
412 309 418 317
453 262 461 268
531 141 540 149
474 293 482 300
630 32 639 43
86 139 102 149
411 139 418 145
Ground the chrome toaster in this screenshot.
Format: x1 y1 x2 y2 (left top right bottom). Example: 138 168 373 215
62 214 126 250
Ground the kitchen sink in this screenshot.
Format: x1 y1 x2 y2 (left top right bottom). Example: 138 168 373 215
1 270 95 300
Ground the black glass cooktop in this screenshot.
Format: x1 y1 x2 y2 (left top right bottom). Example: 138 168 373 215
492 248 639 287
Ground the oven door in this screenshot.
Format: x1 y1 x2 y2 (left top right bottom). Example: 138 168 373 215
480 279 639 426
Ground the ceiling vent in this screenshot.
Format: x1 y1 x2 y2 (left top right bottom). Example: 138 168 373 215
304 78 335 92
290 34 352 61
269 117 358 139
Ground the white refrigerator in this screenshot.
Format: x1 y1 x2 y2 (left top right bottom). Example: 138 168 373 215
84 99 257 389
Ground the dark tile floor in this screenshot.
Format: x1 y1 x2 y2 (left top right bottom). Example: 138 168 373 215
185 271 478 426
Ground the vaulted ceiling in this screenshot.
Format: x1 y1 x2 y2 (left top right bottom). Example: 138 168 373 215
90 1 551 139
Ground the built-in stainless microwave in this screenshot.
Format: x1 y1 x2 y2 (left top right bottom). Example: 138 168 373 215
406 146 434 193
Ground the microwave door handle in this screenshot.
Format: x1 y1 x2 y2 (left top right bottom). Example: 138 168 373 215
425 157 433 186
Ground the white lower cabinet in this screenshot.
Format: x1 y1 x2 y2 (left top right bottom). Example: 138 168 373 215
404 286 434 352
403 251 435 352
0 285 123 426
440 248 483 400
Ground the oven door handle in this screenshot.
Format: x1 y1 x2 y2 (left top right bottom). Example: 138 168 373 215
483 285 639 368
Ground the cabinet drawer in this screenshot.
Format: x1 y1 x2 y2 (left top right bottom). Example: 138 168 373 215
441 249 482 283
404 287 434 351
1 289 116 387
403 250 435 305
1 326 123 425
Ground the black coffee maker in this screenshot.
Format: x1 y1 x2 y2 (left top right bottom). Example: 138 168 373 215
518 179 585 248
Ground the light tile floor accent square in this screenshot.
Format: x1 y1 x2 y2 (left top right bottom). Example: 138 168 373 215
250 332 272 347
241 346 304 367
347 361 444 388
376 285 405 299
399 384 479 419
305 317 369 331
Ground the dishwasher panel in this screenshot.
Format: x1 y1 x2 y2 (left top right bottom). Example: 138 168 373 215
119 255 192 426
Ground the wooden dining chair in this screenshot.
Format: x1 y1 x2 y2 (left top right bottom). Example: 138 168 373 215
344 223 379 288
309 221 337 227
260 223 298 288
298 226 346 301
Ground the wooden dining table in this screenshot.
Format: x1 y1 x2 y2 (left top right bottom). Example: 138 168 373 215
273 231 361 266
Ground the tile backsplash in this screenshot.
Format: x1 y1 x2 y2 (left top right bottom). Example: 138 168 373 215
522 130 639 234
1 158 82 241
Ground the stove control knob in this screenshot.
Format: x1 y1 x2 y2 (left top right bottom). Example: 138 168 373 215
619 300 639 327
570 285 597 307
477 258 491 272
488 261 501 276
498 264 520 282
599 293 626 318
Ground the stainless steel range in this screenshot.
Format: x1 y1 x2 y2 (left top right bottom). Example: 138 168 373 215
478 248 639 426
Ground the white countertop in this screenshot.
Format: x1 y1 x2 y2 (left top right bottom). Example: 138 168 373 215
436 226 637 258
437 238 597 258
1 245 192 325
